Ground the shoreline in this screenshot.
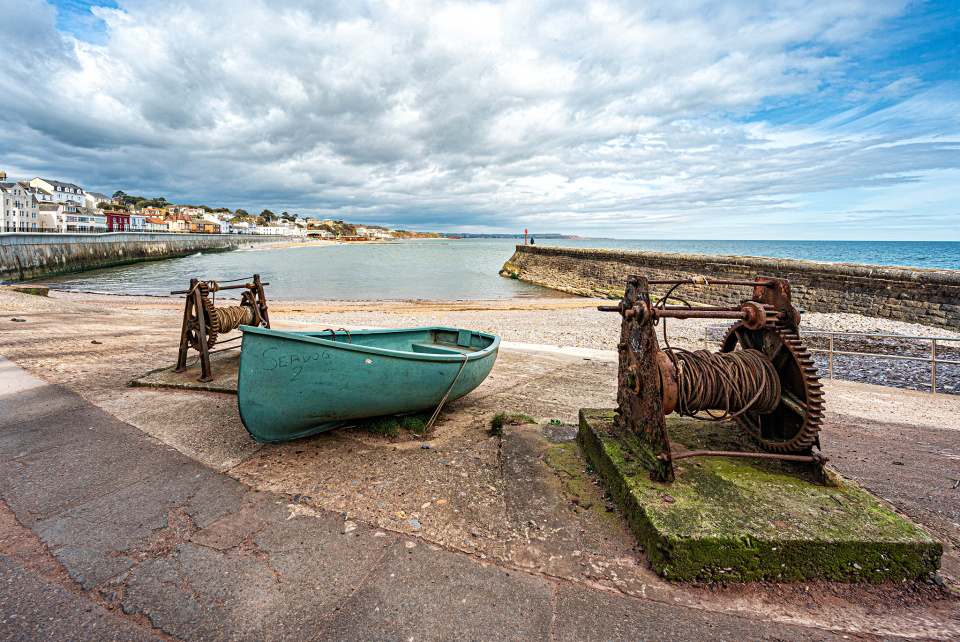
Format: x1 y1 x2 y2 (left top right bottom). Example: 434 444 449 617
29 289 960 396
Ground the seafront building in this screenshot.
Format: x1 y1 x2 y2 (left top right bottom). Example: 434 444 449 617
28 177 86 206
1 173 41 232
1 169 317 236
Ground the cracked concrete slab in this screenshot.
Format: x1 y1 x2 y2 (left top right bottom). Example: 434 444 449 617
0 554 163 642
320 537 555 641
551 583 855 642
0 407 193 525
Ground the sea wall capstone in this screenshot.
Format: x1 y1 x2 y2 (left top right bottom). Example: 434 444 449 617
500 245 960 329
0 232 288 281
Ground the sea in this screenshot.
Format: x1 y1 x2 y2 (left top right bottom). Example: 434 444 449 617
35 238 960 301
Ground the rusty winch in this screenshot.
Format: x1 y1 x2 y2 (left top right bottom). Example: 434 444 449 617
598 275 825 482
172 275 270 382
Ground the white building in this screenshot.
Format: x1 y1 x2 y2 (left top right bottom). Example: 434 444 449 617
253 223 305 236
129 213 146 231
37 203 106 232
29 178 86 206
202 213 229 233
85 191 112 210
253 225 288 235
1 178 41 232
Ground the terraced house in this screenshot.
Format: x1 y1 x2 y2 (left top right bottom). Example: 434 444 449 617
28 177 86 206
0 172 41 232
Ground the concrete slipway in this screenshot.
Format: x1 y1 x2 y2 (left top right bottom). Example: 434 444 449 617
0 288 957 640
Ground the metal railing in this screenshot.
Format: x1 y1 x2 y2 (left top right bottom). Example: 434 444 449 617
704 327 960 394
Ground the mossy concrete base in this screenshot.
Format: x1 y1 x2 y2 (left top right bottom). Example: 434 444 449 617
578 408 942 583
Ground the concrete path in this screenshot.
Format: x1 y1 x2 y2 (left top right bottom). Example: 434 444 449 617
0 356 873 641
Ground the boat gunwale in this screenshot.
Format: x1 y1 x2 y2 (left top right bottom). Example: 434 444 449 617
239 325 500 362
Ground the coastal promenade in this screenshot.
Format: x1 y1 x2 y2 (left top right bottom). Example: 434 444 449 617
0 232 289 281
1 288 957 639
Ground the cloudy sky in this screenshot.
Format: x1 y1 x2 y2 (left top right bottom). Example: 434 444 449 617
1 0 958 238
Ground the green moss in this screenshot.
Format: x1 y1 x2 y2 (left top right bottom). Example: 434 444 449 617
360 416 400 438
357 411 433 439
498 262 521 279
400 413 430 436
578 409 942 583
490 412 536 436
544 442 622 530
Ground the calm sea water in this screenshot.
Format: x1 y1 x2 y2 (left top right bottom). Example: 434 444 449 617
36 238 960 301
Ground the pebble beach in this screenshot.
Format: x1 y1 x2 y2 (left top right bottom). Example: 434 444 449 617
26 289 960 395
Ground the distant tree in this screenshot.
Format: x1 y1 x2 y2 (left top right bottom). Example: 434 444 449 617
235 208 249 217
202 205 213 213
112 190 127 199
260 209 275 223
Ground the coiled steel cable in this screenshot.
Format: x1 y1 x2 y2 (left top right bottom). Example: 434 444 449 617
214 305 256 334
671 348 781 420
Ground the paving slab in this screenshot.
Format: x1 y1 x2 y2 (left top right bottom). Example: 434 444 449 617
552 582 861 642
0 405 195 525
579 408 942 583
0 356 89 429
35 459 214 589
0 553 163 642
320 537 555 641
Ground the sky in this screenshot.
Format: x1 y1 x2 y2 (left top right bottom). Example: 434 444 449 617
0 0 958 239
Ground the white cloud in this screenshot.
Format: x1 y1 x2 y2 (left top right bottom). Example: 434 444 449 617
0 0 956 238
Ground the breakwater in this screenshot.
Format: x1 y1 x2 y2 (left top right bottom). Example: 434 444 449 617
500 245 960 329
0 232 287 281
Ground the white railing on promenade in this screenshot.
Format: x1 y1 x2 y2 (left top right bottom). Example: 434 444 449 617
0 231 287 246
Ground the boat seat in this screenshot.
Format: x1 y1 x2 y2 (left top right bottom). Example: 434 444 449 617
411 342 474 356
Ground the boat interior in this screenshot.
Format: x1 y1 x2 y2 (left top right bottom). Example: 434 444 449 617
297 327 494 355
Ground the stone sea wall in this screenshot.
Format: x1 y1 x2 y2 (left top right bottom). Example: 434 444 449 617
501 245 960 329
0 232 287 281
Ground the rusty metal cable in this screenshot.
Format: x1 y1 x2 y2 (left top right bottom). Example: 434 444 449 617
214 305 255 334
671 348 780 420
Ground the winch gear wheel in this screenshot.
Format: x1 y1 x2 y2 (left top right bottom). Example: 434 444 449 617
720 322 824 453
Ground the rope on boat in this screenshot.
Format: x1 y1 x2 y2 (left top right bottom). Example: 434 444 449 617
425 353 470 432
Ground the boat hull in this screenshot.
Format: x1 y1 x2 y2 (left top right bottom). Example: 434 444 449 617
237 326 500 442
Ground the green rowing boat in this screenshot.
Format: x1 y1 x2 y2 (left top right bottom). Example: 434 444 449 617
237 326 500 442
